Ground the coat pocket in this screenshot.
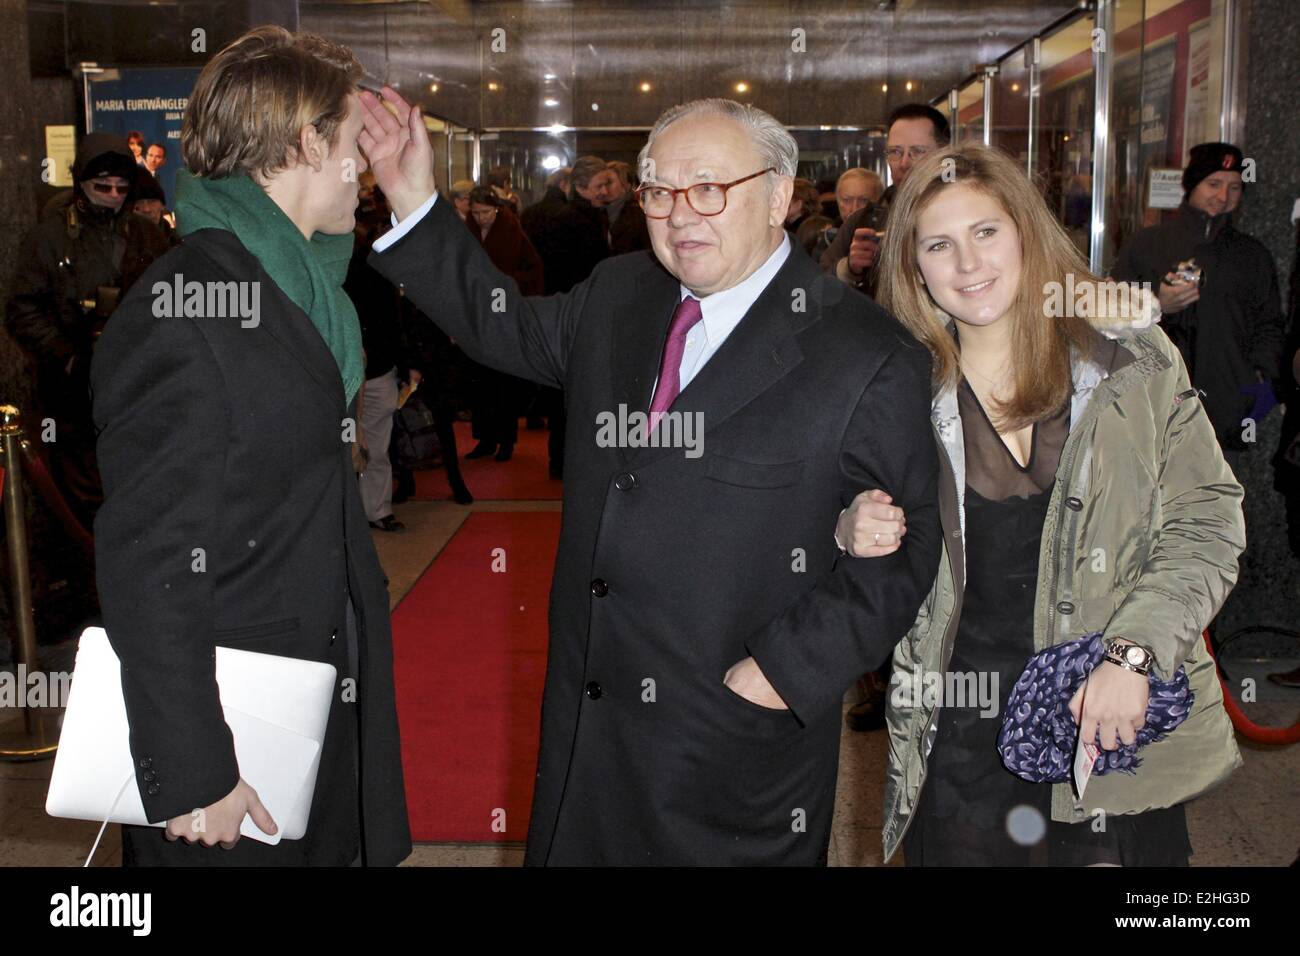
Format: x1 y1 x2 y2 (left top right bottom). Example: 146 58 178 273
214 616 301 644
711 678 802 740
704 454 805 489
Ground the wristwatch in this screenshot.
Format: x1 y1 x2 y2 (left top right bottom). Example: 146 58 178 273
1102 637 1154 676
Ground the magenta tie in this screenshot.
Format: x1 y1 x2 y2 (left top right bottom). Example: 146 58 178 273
648 295 702 422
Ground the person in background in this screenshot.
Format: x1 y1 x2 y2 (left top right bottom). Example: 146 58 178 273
522 166 609 292
447 179 475 222
809 167 883 261
784 177 820 235
820 103 951 298
568 155 611 244
144 142 168 177
839 144 1243 866
603 160 651 255
817 178 838 220
796 214 833 259
127 130 146 164
1111 142 1285 474
463 186 545 462
521 165 610 478
837 167 883 221
5 132 170 529
347 172 408 532
131 164 177 246
484 165 521 215
392 290 474 506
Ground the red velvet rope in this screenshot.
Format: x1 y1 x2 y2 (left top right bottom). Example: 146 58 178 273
3 441 96 558
1204 631 1300 745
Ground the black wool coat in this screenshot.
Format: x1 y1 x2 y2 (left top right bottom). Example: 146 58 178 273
370 195 942 865
91 228 411 866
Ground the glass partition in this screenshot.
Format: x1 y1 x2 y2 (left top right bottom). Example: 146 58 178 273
477 129 580 208
789 128 888 210
1105 0 1227 269
992 48 1032 165
955 78 985 145
1035 12 1097 256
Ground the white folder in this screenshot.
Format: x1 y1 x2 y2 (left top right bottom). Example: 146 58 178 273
46 627 336 845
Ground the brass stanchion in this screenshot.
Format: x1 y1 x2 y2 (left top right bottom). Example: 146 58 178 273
0 405 61 760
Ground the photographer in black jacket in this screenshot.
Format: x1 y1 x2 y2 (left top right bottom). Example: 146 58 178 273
5 132 170 526
1112 142 1286 471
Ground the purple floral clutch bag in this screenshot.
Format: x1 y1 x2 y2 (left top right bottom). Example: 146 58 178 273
997 631 1193 783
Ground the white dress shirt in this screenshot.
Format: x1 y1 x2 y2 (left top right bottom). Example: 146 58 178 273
657 233 792 401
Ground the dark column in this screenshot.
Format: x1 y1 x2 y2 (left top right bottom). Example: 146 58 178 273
1215 0 1300 654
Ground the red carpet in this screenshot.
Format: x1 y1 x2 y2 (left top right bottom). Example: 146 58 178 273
413 420 562 501
392 511 559 842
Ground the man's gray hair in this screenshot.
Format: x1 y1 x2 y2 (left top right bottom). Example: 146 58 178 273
637 99 798 183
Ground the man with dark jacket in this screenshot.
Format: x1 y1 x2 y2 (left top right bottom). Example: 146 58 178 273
568 155 612 246
819 104 950 298
362 87 941 866
603 161 652 256
91 27 410 867
521 166 610 477
1112 142 1286 469
5 132 170 526
521 167 609 295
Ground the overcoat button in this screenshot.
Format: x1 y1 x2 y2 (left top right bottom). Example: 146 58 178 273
585 681 603 700
591 579 609 597
614 472 638 491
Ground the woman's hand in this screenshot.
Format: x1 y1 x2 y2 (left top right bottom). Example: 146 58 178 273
1069 656 1150 751
835 489 907 557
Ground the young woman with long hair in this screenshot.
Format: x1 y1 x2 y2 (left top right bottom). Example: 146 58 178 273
838 144 1245 865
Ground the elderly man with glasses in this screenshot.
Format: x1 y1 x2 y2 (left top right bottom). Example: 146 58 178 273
362 88 941 866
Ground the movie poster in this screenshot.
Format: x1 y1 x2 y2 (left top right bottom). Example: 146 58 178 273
85 67 200 207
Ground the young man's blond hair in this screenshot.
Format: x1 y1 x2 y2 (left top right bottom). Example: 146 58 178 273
182 25 362 180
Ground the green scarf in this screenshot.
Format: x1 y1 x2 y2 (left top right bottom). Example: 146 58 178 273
173 169 364 405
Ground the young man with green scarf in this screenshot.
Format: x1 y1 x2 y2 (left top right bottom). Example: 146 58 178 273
90 26 410 866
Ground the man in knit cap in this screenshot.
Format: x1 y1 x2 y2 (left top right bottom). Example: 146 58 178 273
1113 142 1286 471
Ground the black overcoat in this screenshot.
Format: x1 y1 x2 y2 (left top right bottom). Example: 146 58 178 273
370 196 941 865
91 228 411 866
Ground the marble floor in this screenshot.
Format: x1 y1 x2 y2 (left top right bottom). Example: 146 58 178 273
2 492 1297 867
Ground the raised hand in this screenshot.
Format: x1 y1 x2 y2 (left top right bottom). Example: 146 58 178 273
357 86 436 222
